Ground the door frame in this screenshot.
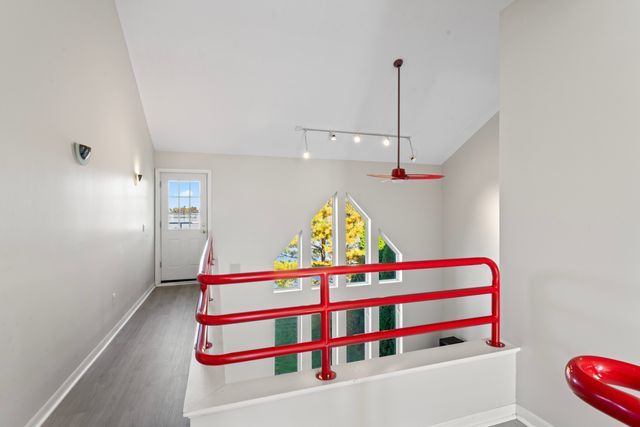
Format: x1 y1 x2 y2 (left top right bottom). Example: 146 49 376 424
155 168 213 286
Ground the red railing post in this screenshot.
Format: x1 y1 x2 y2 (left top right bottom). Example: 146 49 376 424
487 261 504 348
316 273 336 380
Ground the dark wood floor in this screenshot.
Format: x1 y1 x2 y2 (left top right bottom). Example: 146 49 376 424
43 285 199 427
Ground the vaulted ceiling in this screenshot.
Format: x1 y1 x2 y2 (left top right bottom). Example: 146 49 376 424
116 0 510 164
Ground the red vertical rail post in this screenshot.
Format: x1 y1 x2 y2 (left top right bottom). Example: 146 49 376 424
488 261 503 347
317 273 336 380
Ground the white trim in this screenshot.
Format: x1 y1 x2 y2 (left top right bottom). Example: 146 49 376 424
516 404 554 427
155 168 213 285
431 404 516 427
26 283 156 427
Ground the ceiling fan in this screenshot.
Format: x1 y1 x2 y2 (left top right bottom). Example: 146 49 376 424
367 59 444 181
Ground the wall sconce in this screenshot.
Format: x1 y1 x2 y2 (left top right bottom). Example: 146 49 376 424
135 173 143 185
73 142 92 165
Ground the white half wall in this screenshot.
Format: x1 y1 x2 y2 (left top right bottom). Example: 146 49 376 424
501 1 640 425
442 113 499 342
0 1 154 425
185 340 518 427
155 152 449 382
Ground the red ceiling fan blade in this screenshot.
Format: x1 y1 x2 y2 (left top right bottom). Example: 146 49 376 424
405 174 444 180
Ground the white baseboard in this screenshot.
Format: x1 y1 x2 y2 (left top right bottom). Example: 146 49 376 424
25 283 156 427
516 404 554 427
431 405 516 427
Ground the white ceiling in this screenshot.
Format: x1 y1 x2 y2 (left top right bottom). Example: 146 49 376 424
116 0 511 165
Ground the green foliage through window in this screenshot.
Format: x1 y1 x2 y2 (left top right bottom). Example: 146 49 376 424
311 314 333 369
346 309 366 362
274 317 298 375
378 235 398 281
379 305 397 357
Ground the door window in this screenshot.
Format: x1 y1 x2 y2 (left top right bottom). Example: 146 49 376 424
167 180 201 230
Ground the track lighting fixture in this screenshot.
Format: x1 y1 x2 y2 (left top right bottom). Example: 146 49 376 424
353 134 361 143
329 132 337 141
383 137 390 147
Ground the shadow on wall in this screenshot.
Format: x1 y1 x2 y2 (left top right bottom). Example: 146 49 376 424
525 270 638 425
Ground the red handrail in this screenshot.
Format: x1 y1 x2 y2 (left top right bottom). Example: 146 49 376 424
566 356 640 426
195 237 503 380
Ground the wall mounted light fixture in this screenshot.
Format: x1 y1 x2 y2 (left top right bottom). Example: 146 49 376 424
136 174 143 183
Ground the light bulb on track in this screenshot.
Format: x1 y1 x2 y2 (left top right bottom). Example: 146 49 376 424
353 135 361 143
303 151 310 159
383 137 390 146
329 132 337 141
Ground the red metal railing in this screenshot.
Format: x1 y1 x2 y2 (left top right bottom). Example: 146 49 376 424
195 237 503 380
566 356 640 426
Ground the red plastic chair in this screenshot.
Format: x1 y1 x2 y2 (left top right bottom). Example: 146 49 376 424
566 356 640 426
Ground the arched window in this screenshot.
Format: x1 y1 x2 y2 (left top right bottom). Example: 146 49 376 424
272 193 404 373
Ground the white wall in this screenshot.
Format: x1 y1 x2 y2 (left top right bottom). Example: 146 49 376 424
155 152 446 382
0 1 154 426
442 113 500 342
501 1 640 425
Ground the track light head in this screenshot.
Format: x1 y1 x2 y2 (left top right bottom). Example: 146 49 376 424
303 151 310 159
383 137 390 147
329 132 337 141
353 135 361 143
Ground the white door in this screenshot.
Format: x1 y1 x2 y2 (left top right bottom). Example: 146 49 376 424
160 172 208 282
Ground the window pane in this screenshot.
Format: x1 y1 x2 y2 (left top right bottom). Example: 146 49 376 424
274 317 298 375
190 181 201 198
274 233 301 290
311 314 333 369
179 181 190 197
185 197 201 230
379 305 397 357
346 309 365 362
168 181 180 197
311 197 334 287
345 200 367 283
378 235 398 281
168 197 184 230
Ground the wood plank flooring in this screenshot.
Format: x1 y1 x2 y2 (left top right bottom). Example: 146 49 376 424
43 285 199 427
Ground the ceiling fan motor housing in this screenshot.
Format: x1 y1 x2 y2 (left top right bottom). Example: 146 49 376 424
391 168 407 178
